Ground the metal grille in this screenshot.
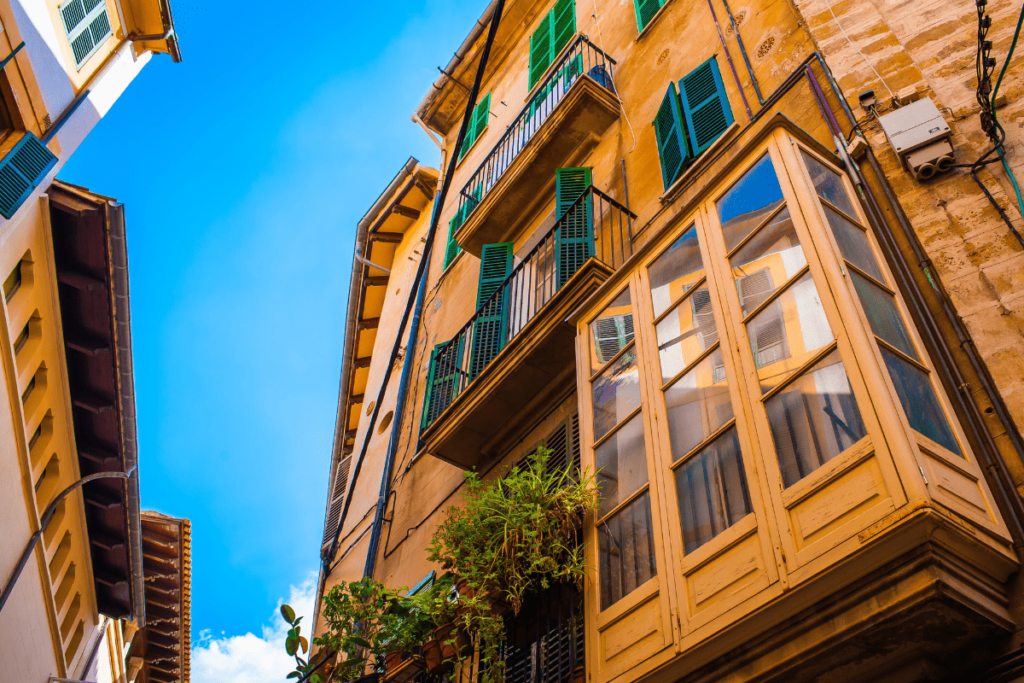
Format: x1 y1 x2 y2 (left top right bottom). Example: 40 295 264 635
499 582 585 683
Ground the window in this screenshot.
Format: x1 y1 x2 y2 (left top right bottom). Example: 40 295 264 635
470 243 513 379
59 0 112 69
443 226 461 270
4 259 22 301
799 150 962 456
13 320 29 354
633 0 667 32
529 0 576 91
653 57 734 190
458 93 492 162
555 167 592 287
421 339 465 431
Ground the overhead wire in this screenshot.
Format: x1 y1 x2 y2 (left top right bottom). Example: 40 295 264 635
823 0 895 101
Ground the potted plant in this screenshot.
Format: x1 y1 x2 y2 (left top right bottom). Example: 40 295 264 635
427 446 598 683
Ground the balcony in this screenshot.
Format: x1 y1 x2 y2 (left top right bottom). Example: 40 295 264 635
453 36 620 257
421 188 635 469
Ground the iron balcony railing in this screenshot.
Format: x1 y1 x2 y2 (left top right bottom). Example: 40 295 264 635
451 35 617 233
422 187 636 433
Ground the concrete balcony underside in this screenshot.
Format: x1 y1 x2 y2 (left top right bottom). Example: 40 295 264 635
456 78 621 257
645 506 1017 683
420 259 613 469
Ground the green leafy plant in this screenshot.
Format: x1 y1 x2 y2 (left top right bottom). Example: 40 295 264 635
427 446 598 683
281 604 323 683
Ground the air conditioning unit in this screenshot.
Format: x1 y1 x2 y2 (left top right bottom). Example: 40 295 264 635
877 98 955 181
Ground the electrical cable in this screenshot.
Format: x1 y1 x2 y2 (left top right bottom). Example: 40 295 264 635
0 468 135 615
823 0 895 100
589 0 637 154
989 0 1024 226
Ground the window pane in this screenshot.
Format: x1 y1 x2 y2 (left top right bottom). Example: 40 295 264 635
593 347 641 440
596 413 649 518
675 426 751 553
598 492 657 610
880 347 962 456
591 288 634 366
649 225 705 318
717 154 785 251
730 207 807 315
825 206 886 283
850 271 919 360
747 272 833 393
765 350 868 487
655 288 719 382
664 349 733 460
801 151 858 218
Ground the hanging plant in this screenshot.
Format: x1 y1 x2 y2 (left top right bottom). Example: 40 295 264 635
427 446 598 683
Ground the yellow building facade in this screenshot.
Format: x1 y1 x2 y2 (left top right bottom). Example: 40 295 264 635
0 2 181 680
316 0 1024 680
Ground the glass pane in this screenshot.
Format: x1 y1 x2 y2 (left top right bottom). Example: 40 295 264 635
801 150 858 218
880 347 962 456
675 426 751 553
825 206 886 283
593 347 641 440
765 350 868 487
850 271 919 360
595 413 649 518
591 288 634 367
747 272 833 393
664 349 733 460
598 492 657 610
717 154 785 251
730 207 807 315
655 288 718 383
649 225 705 318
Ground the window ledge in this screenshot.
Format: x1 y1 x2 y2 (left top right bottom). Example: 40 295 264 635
659 121 741 204
634 0 676 42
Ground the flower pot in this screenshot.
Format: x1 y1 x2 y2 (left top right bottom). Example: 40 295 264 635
354 675 380 683
422 637 445 673
384 650 405 673
573 665 585 683
438 624 471 661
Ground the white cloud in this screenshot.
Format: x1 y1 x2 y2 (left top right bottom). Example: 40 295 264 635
191 572 318 683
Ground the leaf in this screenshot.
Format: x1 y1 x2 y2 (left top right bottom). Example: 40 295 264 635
299 636 309 653
281 604 297 624
286 636 299 656
287 672 302 679
348 636 371 649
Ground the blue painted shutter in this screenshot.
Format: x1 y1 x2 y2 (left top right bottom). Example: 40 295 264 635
633 0 662 32
529 13 553 91
679 57 734 157
0 134 58 219
421 339 465 431
470 243 513 379
653 83 689 191
555 167 593 287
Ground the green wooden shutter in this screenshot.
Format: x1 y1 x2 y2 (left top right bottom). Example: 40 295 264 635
60 0 112 68
555 167 593 287
551 0 576 58
0 134 58 219
633 0 661 32
529 13 553 90
459 94 491 162
679 57 734 157
654 83 689 191
444 222 461 269
421 339 465 431
470 243 513 379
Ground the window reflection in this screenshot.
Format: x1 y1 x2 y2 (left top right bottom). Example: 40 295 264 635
649 225 704 318
730 207 807 315
801 151 858 219
717 154 786 251
850 272 918 360
598 492 657 610
674 426 751 553
664 349 733 459
596 413 649 517
655 288 718 382
592 348 641 440
765 350 867 487
825 207 886 283
880 348 962 456
591 289 634 367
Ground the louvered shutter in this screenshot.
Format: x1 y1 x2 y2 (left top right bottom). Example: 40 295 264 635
0 134 58 219
529 13 553 90
470 243 513 379
679 57 734 157
421 339 465 430
654 83 689 190
555 167 593 287
444 225 461 269
691 288 718 349
321 455 352 551
551 0 576 59
737 268 774 316
594 314 634 363
60 0 112 68
459 94 491 162
752 315 786 367
634 0 662 31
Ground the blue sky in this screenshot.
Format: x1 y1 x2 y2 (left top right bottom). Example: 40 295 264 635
59 1 481 678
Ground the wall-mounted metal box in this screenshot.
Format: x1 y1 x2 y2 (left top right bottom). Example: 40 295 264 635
878 98 954 180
